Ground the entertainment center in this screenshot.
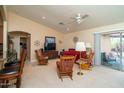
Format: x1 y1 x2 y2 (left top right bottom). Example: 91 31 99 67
42 50 58 59
43 36 58 59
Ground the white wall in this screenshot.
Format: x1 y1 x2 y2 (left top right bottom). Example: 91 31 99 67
3 21 7 59
2 6 8 59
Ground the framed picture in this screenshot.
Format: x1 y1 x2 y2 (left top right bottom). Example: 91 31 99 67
44 36 56 50
45 36 55 43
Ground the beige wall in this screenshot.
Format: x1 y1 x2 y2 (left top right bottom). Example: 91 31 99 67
63 22 124 50
8 12 64 62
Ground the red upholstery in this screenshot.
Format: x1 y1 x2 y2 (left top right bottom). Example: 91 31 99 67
81 51 87 59
63 50 87 61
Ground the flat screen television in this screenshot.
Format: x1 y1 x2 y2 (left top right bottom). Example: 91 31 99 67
44 36 56 51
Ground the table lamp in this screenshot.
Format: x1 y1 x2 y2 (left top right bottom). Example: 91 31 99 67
75 42 86 75
86 43 91 48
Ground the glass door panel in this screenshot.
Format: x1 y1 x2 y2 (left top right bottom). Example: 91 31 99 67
101 33 121 70
121 33 124 71
101 32 124 71
109 33 121 70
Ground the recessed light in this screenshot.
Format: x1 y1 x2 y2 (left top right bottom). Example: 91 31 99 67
42 16 46 19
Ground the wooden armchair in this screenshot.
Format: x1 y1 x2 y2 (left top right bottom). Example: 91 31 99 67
80 52 94 70
56 55 76 81
35 49 48 65
0 49 27 88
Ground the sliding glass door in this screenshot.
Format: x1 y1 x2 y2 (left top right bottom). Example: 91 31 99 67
101 32 124 71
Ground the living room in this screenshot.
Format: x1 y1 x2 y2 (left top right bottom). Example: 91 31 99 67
1 4 124 89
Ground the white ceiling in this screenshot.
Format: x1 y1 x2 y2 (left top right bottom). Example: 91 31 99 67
7 5 124 33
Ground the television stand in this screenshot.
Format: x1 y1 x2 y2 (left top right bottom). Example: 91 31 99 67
42 50 58 59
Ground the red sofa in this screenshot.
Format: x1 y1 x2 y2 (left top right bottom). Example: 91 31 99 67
63 49 87 62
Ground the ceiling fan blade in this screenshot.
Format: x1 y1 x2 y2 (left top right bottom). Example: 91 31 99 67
82 14 89 19
67 20 76 25
67 14 89 25
71 17 77 20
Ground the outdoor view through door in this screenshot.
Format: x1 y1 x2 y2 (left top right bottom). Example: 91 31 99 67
101 32 124 71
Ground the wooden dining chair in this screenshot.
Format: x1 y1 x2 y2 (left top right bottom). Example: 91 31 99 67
4 49 26 69
0 49 27 88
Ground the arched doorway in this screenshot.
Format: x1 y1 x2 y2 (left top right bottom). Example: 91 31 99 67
8 31 31 61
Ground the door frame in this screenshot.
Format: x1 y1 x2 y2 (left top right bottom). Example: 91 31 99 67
8 31 31 61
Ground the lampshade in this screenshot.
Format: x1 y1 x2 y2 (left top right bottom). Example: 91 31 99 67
86 43 92 48
75 42 86 51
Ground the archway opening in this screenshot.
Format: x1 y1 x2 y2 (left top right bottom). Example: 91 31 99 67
8 31 31 61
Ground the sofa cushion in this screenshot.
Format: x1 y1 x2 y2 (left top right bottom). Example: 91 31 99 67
63 51 87 61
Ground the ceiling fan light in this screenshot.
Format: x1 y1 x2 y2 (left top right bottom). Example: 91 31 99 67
77 13 81 17
77 19 81 24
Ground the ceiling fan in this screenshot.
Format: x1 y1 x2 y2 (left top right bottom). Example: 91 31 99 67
58 13 89 31
71 13 89 24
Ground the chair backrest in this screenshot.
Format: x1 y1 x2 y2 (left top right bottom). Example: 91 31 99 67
19 49 27 75
59 55 76 72
20 49 26 62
